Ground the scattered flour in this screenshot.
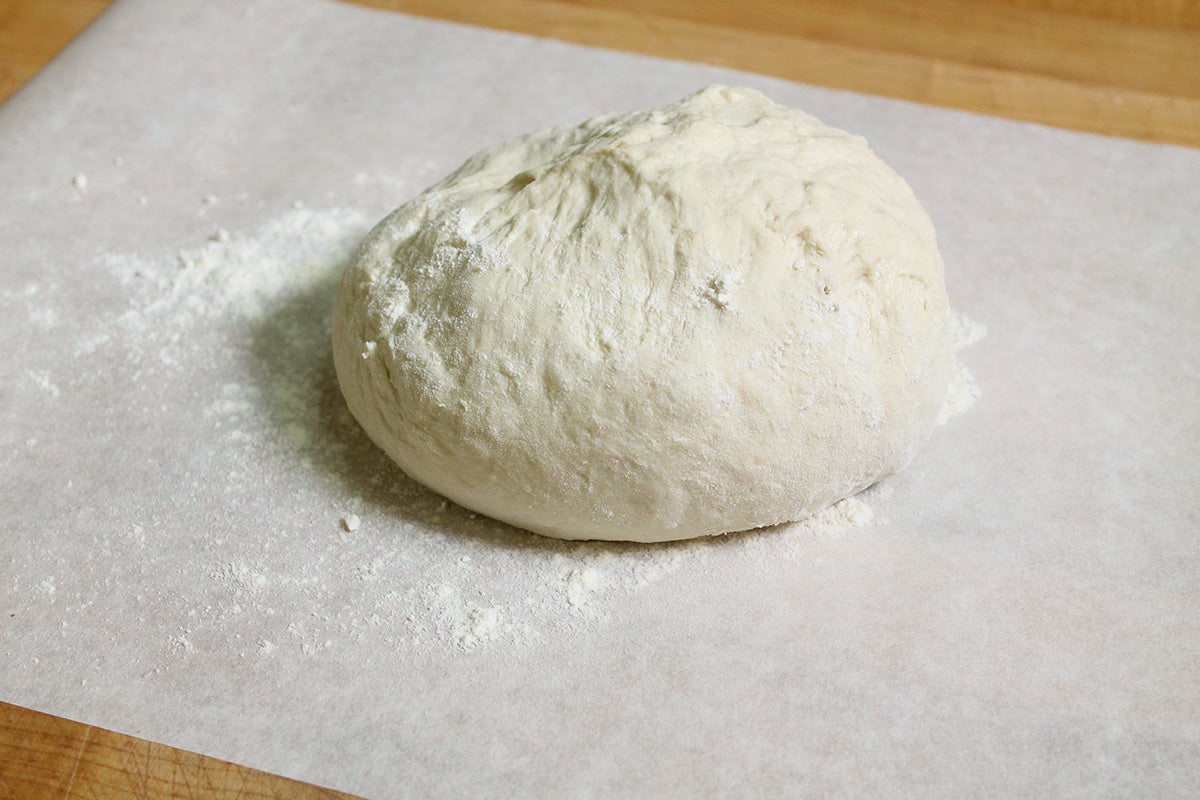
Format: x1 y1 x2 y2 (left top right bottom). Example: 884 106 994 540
14 205 981 666
807 496 875 529
565 568 604 609
940 309 987 424
215 562 269 595
23 369 60 398
108 206 371 321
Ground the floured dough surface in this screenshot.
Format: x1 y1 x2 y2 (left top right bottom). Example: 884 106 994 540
332 85 951 542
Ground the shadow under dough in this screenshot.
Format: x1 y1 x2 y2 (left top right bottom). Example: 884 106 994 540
237 253 657 556
236 247 778 560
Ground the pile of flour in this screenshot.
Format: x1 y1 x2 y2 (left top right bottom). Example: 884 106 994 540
20 205 981 663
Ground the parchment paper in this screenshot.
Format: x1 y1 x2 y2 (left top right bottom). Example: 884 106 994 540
2 0 1197 796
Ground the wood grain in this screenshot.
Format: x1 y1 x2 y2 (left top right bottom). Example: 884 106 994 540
356 0 1200 146
1 1 1197 144
0 701 360 800
0 0 109 102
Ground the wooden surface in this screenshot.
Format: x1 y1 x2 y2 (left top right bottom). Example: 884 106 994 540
1 0 1198 145
0 0 109 102
365 0 1200 146
0 0 1197 798
0 701 359 800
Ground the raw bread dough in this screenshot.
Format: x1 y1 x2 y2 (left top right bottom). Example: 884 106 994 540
332 85 951 542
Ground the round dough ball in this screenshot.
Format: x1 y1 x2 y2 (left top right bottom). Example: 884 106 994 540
333 85 950 542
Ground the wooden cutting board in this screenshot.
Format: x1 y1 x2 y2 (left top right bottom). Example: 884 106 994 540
0 701 358 799
1 1 1197 797
3 0 1199 145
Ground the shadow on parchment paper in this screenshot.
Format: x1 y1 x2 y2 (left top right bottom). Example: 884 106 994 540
241 256 731 559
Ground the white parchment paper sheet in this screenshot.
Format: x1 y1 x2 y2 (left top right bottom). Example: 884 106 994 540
1 0 1197 796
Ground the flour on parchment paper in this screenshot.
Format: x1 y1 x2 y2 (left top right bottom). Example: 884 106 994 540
17 206 978 665
940 310 986 424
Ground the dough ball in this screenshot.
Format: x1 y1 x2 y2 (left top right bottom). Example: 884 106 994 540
332 85 951 542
